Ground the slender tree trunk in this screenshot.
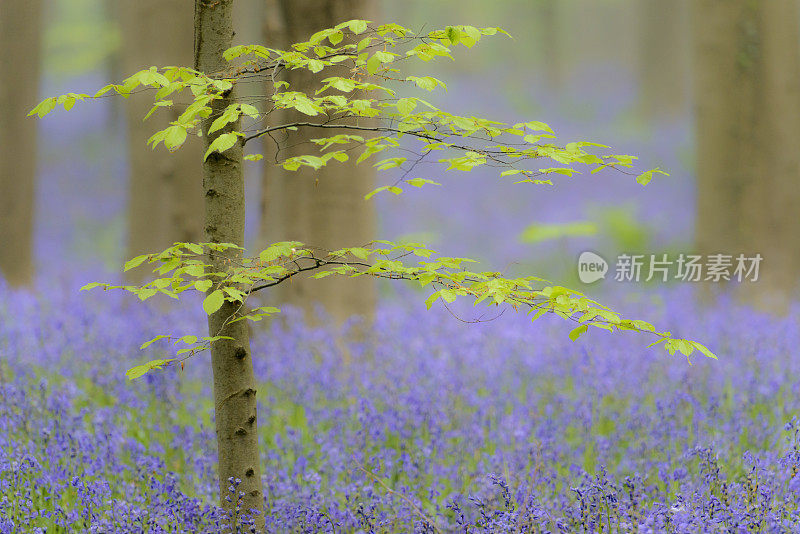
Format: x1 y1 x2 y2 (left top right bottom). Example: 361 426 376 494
0 0 43 287
693 0 800 312
121 0 204 279
194 1 265 528
260 0 377 325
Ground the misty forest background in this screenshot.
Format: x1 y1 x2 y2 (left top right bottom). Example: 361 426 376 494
2 0 800 532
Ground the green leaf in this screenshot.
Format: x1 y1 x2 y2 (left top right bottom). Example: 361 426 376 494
357 37 372 52
163 125 188 150
126 359 174 380
137 288 157 301
203 290 225 315
364 186 392 200
293 99 319 116
194 279 213 292
636 167 669 186
519 120 554 134
439 288 457 303
349 20 368 34
349 247 370 260
140 335 169 350
366 54 381 75
329 30 344 45
327 77 356 92
240 103 259 118
307 59 325 73
689 340 718 360
29 97 57 118
204 132 241 161
405 178 441 188
568 324 588 342
425 291 441 309
124 254 149 272
397 98 417 116
80 282 105 291
530 307 548 322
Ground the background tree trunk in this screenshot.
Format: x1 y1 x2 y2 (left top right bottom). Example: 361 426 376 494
194 0 265 527
0 0 43 287
260 0 377 326
637 0 689 119
120 0 203 278
693 0 800 312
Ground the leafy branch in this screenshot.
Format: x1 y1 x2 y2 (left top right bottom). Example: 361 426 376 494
81 240 716 379
37 19 705 379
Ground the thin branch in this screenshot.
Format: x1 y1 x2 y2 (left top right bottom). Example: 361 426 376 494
242 120 442 146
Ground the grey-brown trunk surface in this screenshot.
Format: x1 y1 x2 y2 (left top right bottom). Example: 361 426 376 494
693 0 800 312
194 0 265 528
121 0 204 281
0 0 43 286
260 0 377 326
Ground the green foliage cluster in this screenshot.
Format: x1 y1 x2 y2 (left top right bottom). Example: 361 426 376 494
32 20 714 378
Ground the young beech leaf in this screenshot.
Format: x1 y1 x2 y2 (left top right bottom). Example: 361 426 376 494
126 359 175 380
140 335 169 350
406 178 441 188
636 167 669 186
203 132 241 161
202 290 225 315
28 97 57 118
568 324 588 342
80 282 106 291
163 125 188 150
124 254 149 272
349 19 368 34
396 98 417 116
194 279 213 292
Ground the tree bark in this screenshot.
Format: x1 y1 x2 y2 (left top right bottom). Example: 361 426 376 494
693 0 800 312
121 0 204 279
0 0 43 287
194 0 265 528
637 0 689 119
260 0 377 325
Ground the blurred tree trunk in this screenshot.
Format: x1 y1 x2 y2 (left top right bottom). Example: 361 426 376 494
538 0 564 89
260 0 377 325
194 0 265 528
693 0 800 312
637 0 689 119
569 0 637 78
120 0 203 278
0 0 43 287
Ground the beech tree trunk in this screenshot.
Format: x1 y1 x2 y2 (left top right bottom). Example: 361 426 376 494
260 0 376 325
121 0 204 279
637 0 689 119
0 0 43 287
693 0 800 312
194 1 265 527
